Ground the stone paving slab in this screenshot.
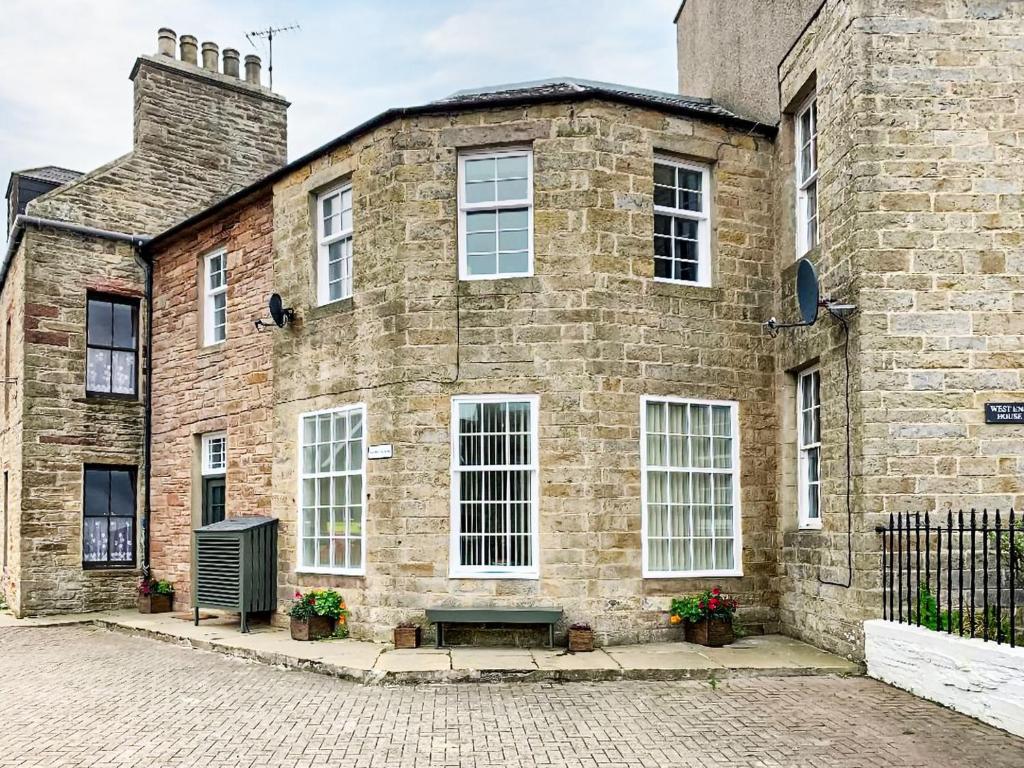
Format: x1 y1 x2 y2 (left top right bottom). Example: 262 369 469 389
0 608 862 684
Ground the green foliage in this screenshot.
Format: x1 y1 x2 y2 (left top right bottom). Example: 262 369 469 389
669 588 738 624
289 589 349 621
137 577 174 597
911 584 1023 644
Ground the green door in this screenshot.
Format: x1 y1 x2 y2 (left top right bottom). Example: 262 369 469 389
202 477 226 526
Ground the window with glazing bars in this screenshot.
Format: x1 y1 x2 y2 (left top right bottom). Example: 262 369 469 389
796 94 819 255
451 396 538 577
83 465 136 567
203 249 227 345
86 295 137 396
797 368 821 528
299 405 365 574
316 184 354 304
653 158 711 285
642 398 740 576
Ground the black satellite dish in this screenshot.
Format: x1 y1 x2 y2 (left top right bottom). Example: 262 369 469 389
268 293 294 328
796 258 820 325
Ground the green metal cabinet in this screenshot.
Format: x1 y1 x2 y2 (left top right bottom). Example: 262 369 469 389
194 516 277 632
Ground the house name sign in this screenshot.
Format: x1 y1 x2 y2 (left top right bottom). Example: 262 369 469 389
984 403 1024 424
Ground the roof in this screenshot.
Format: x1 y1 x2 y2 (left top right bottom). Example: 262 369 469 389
196 516 277 533
146 76 771 251
432 77 745 122
15 166 83 185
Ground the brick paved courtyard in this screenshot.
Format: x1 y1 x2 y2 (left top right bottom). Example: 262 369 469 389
0 626 1022 767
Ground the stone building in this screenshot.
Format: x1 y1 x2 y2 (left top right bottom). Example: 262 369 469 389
5 0 1022 659
0 29 287 615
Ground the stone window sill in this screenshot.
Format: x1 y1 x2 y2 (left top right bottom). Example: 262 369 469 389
649 282 724 303
305 297 354 322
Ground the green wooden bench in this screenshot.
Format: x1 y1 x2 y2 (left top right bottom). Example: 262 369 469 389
425 606 563 648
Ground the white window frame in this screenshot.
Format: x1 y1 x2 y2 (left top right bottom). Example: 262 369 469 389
449 394 540 579
640 395 743 578
201 431 227 477
653 156 712 287
202 248 227 346
316 183 354 305
296 404 367 576
457 148 534 281
797 367 822 530
795 93 819 257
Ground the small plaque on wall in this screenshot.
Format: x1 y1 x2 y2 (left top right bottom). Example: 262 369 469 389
985 403 1024 424
367 443 394 460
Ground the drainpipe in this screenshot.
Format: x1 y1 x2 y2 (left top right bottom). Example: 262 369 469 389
132 247 154 580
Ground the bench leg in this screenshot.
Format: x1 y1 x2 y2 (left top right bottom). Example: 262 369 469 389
435 623 442 648
549 624 554 648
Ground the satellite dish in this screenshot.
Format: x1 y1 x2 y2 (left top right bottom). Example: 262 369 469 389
796 258 820 325
268 293 293 328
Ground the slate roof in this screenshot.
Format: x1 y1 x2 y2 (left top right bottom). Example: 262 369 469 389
433 77 746 122
14 166 82 185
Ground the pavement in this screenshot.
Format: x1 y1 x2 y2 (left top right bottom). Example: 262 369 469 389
1 624 1022 768
0 609 861 684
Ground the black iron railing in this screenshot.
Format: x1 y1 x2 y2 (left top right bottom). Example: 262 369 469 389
877 511 1023 647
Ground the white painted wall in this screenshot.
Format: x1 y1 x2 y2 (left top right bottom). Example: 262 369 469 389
864 619 1024 738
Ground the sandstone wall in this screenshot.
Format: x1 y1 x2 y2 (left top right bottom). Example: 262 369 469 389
0 246 26 612
149 192 275 608
267 101 778 643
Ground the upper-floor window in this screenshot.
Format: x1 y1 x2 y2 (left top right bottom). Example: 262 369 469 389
458 149 533 280
86 295 137 397
641 397 741 577
653 158 711 286
202 431 227 476
83 465 136 568
316 184 354 305
298 405 366 575
203 249 227 346
797 368 822 529
796 94 819 256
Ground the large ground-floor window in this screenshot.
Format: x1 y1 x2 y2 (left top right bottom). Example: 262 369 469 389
450 395 539 578
298 404 366 575
641 397 741 577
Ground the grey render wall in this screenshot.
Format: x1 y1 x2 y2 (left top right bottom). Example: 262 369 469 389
675 0 824 124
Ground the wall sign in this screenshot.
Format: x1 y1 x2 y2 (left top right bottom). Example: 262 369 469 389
367 443 394 460
984 403 1024 424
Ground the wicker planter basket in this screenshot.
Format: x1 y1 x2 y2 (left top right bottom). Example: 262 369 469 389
137 593 173 614
290 615 335 641
393 625 421 649
567 626 595 652
684 617 734 647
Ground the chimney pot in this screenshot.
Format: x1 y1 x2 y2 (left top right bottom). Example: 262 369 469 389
244 54 262 86
157 28 177 57
179 35 198 65
201 41 219 71
222 48 240 78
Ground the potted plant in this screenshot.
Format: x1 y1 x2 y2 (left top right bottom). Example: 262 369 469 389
289 589 348 641
393 622 421 649
670 587 737 647
137 578 174 614
567 622 595 652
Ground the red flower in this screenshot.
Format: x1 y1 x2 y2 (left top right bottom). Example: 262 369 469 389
712 587 721 596
294 591 302 598
698 601 705 610
709 598 720 611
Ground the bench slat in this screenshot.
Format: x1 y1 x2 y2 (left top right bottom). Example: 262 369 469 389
425 607 562 625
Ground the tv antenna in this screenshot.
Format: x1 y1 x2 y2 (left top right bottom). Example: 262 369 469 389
245 23 299 89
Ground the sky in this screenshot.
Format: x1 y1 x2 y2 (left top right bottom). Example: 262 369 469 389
0 0 682 230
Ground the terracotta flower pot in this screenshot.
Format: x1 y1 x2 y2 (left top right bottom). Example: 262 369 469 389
685 617 734 647
568 627 595 652
393 625 420 649
290 615 335 641
138 593 173 614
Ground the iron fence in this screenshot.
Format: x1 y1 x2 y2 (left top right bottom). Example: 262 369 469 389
876 510 1023 647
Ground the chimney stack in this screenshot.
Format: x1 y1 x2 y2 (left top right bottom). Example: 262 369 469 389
244 55 262 86
179 35 198 65
157 28 176 57
201 41 219 71
222 48 240 78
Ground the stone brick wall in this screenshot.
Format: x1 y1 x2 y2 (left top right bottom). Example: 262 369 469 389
1 36 288 616
17 226 146 614
771 0 1024 659
149 191 275 608
263 101 777 643
27 55 287 235
0 248 26 611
